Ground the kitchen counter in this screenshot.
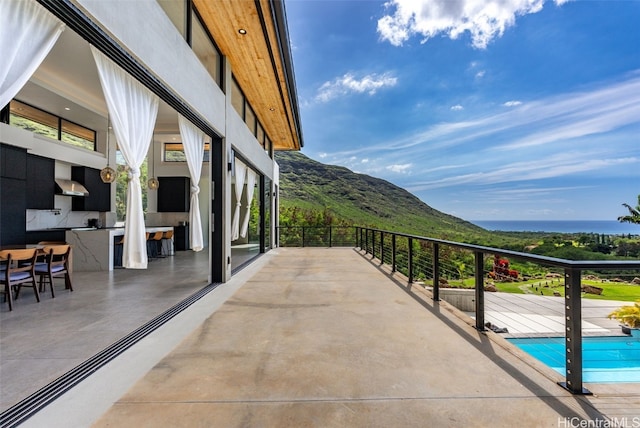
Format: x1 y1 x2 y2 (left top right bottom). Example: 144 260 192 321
65 226 174 271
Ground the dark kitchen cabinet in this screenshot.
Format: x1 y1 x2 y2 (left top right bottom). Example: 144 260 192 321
71 166 111 212
26 154 55 209
157 176 190 212
174 224 190 250
1 143 27 180
0 144 27 246
0 177 26 246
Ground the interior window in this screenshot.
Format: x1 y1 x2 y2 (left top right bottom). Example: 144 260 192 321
164 142 211 162
10 100 58 139
61 119 96 151
9 100 96 151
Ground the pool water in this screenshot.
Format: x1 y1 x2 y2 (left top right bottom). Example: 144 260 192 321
508 336 640 383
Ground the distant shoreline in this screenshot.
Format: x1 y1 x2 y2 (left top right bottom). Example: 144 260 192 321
471 220 640 235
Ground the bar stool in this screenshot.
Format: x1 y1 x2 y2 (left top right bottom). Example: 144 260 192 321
150 231 164 258
161 230 174 256
145 232 154 259
146 232 163 259
114 236 124 267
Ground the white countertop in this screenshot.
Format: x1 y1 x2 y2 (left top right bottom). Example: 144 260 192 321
65 226 174 271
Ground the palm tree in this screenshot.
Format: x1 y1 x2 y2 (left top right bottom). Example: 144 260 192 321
618 194 640 225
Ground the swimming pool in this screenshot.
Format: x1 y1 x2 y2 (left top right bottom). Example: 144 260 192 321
508 335 640 383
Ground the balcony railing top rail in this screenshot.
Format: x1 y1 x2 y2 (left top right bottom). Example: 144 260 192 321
363 226 640 271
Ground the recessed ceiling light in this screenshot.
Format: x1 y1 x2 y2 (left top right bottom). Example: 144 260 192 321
269 107 275 111
238 29 247 35
64 107 70 111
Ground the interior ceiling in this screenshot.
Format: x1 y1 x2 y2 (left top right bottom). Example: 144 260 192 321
18 30 109 132
194 0 301 151
19 28 178 135
17 0 301 150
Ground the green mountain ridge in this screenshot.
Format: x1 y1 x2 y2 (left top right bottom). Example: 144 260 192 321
275 151 487 241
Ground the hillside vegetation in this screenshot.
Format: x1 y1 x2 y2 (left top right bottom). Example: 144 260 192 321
275 151 640 257
276 151 495 242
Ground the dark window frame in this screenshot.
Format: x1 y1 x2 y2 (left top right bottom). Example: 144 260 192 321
9 99 97 151
163 141 211 162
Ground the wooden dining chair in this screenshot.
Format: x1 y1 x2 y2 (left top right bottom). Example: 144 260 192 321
0 248 40 311
35 245 72 298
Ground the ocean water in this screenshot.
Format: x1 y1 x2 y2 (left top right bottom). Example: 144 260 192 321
472 220 640 235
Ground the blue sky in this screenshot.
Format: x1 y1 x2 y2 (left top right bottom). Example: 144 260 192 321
284 0 640 221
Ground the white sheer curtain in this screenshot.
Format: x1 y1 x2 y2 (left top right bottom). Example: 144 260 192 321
0 0 65 108
91 46 159 269
240 168 258 239
178 115 205 252
231 159 247 241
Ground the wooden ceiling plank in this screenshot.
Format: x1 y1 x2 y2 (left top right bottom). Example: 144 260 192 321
193 0 299 151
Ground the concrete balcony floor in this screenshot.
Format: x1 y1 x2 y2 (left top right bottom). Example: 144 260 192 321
9 248 640 427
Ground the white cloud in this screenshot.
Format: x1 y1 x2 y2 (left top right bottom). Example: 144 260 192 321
323 71 640 200
386 163 412 173
318 152 328 159
356 72 640 155
315 72 398 102
406 154 638 191
451 104 464 111
361 158 369 163
378 0 567 49
475 70 486 79
503 100 522 107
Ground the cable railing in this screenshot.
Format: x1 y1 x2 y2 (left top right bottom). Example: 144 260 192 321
277 225 640 394
277 226 356 247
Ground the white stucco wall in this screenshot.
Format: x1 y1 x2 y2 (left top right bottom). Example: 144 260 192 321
226 110 275 180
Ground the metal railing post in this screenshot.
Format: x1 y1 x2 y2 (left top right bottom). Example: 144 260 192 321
561 268 590 394
380 231 384 264
432 243 440 301
373 231 377 260
475 251 485 330
329 226 332 248
408 237 414 284
365 229 369 254
391 234 396 272
302 227 305 248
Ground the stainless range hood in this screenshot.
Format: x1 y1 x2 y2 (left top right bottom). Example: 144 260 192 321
55 178 89 197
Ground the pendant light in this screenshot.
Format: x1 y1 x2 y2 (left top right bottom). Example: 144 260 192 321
148 133 159 190
100 114 116 183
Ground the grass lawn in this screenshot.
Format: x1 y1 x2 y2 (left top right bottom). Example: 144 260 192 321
442 277 640 302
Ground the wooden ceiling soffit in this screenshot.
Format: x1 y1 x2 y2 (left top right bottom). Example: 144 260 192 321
193 0 301 150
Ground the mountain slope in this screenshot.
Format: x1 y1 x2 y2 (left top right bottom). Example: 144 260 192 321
275 151 487 240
